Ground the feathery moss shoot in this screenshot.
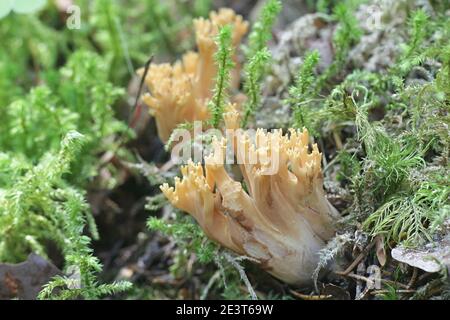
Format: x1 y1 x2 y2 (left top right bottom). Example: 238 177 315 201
208 25 235 128
245 0 282 59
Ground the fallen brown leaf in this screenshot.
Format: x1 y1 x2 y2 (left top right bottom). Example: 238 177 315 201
0 253 61 300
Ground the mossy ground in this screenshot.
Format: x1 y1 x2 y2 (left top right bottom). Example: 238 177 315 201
0 0 448 300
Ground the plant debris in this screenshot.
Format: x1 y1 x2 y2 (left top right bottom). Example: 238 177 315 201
0 254 61 300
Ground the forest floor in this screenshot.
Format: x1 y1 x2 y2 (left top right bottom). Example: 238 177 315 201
0 0 448 300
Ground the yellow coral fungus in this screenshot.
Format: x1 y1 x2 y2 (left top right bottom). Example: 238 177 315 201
138 9 248 142
161 109 339 285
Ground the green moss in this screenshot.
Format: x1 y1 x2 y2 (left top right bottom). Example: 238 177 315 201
208 25 235 128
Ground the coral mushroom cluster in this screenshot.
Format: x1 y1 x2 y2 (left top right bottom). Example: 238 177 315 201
161 108 339 285
142 7 340 286
139 9 248 142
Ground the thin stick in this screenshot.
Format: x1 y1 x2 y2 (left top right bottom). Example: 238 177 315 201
371 289 415 295
407 267 418 289
289 289 332 300
200 270 221 300
223 252 258 300
129 56 153 127
334 271 409 289
342 239 377 275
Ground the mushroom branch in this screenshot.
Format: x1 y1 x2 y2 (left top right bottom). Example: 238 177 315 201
160 107 340 285
138 9 248 142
